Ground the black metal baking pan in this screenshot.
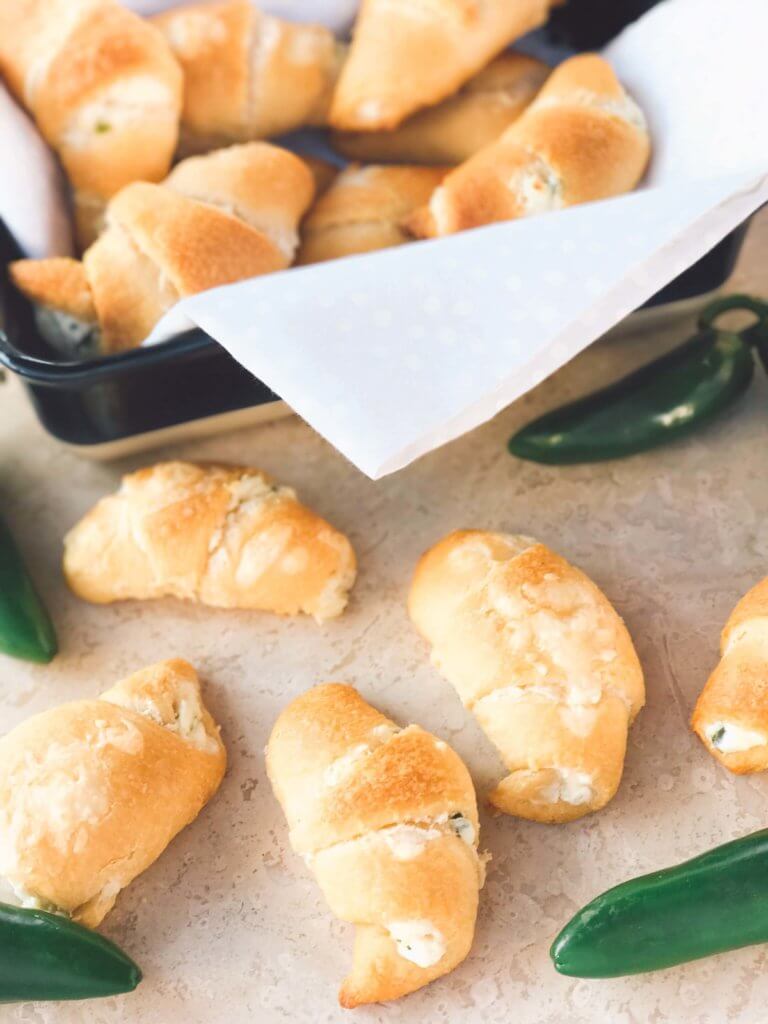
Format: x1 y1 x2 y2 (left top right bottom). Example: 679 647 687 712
0 220 280 449
0 215 752 452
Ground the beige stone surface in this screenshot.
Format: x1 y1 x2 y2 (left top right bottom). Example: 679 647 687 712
1 208 768 1023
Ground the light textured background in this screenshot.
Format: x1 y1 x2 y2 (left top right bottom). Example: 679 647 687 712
2 210 767 1023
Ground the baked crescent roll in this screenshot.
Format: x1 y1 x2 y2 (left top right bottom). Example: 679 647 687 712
0 659 225 927
333 52 549 166
10 142 315 353
266 683 484 1006
63 461 357 622
153 0 346 155
330 0 552 131
692 576 768 772
297 164 448 265
0 0 182 250
408 531 645 823
405 54 651 238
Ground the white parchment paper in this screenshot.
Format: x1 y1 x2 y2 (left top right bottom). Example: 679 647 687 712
2 0 767 476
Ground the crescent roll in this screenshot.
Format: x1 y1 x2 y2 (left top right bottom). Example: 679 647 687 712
330 0 552 131
406 54 651 238
0 659 225 927
153 0 345 155
297 164 448 265
63 461 357 622
692 576 768 772
408 531 645 823
266 683 484 1007
0 0 182 250
333 52 549 166
10 142 315 353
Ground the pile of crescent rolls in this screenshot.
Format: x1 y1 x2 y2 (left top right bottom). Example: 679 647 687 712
3 456 760 1007
2 0 652 354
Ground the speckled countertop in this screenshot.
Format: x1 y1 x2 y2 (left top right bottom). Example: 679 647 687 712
2 210 768 1024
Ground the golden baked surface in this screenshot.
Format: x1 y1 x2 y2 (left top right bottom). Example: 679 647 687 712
330 0 552 130
333 51 549 166
63 461 357 621
298 163 449 265
406 53 651 238
0 659 225 926
409 530 645 822
267 683 484 1006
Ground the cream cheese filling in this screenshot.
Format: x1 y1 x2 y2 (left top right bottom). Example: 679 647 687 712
323 723 400 787
708 721 767 754
387 919 446 968
539 768 594 806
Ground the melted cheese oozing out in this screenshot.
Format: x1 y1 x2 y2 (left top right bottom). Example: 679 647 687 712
63 76 177 149
323 723 399 787
539 768 594 806
446 813 475 846
381 825 444 861
708 722 767 754
387 919 446 969
114 679 220 755
514 159 564 216
35 308 100 358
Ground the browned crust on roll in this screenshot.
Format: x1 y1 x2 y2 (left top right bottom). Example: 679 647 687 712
63 461 357 621
333 52 549 165
0 0 182 249
0 659 225 927
298 164 448 265
9 258 97 324
405 54 651 239
409 529 645 823
266 683 483 1005
330 0 552 131
153 0 345 154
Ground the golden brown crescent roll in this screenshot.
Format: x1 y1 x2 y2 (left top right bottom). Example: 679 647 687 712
333 52 549 166
692 576 768 772
406 54 651 238
297 164 448 265
63 461 357 622
153 0 346 155
0 0 182 250
266 683 484 1007
0 659 225 927
10 142 315 353
330 0 553 131
408 531 645 823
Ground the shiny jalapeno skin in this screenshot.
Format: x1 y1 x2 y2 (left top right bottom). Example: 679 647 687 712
0 515 57 663
508 326 754 465
551 828 768 978
0 902 141 1002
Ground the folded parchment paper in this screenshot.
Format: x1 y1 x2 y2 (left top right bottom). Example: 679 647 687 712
2 0 766 477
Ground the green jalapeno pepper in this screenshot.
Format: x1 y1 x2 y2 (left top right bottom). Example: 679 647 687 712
0 902 141 1002
551 827 768 978
0 514 57 663
509 295 768 465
